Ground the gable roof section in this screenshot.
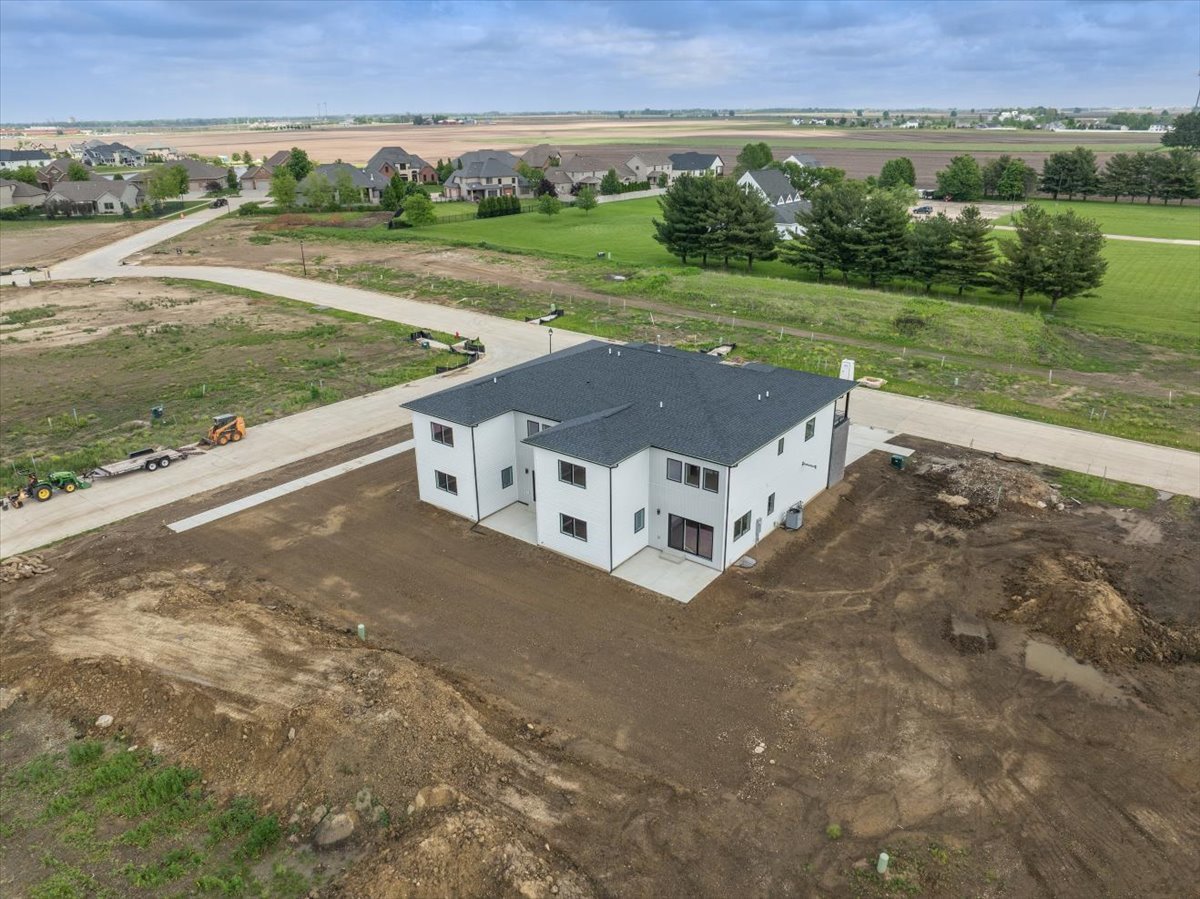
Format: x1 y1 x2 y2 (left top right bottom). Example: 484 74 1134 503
772 199 811 225
46 180 129 202
445 157 521 184
743 168 796 201
403 341 853 467
520 144 561 166
0 178 48 198
628 150 672 167
265 150 292 167
455 149 519 169
313 162 389 189
366 146 432 172
669 152 721 172
785 153 821 166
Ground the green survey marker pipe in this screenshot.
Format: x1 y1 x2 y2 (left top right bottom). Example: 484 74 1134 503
357 623 366 641
876 852 890 875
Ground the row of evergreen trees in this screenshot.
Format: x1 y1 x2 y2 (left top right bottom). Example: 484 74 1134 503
652 175 779 269
934 146 1200 204
781 181 1107 310
476 195 522 218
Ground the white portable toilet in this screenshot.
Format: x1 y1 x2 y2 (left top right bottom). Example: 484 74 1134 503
839 358 856 380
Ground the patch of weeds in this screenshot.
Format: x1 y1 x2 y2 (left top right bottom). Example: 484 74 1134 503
8 753 66 794
1053 469 1158 509
248 234 274 245
268 862 310 899
207 796 260 846
0 305 58 326
375 807 391 828
59 809 98 849
235 814 282 860
121 847 205 888
71 748 140 798
1167 493 1197 520
99 762 201 818
194 864 258 896
29 855 109 899
825 823 843 840
67 740 105 767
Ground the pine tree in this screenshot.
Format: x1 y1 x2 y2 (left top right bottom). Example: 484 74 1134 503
652 176 710 265
725 183 778 270
600 168 622 195
1035 211 1107 312
784 180 868 282
993 205 1050 306
848 191 909 287
1101 153 1136 202
905 213 954 293
947 205 994 296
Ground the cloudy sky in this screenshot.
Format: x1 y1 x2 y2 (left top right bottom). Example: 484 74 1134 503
1 0 1197 122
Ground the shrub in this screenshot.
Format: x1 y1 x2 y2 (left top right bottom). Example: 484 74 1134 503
68 741 105 767
825 823 842 840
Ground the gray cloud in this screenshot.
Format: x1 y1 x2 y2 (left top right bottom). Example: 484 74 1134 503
0 0 1196 121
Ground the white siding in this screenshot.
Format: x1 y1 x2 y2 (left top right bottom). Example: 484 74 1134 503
647 447 728 571
513 412 558 506
610 449 650 568
411 411 479 521
724 399 837 564
531 448 611 570
474 412 518 518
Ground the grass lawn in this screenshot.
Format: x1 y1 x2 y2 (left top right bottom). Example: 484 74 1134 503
995 199 1200 240
0 280 459 488
387 199 1199 344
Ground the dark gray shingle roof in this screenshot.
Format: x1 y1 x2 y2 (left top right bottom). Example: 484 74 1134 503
0 149 52 163
669 152 721 172
744 168 796 201
366 146 431 172
403 341 853 466
773 199 810 225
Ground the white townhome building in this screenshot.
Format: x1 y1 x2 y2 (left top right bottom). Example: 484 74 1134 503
402 342 854 575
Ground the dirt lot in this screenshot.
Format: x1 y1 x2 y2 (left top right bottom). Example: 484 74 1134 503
2 436 1197 897
0 218 165 271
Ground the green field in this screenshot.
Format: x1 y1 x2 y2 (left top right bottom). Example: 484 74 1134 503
352 198 1200 343
996 199 1200 240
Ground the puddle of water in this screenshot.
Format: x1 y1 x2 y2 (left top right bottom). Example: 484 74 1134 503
1023 640 1128 705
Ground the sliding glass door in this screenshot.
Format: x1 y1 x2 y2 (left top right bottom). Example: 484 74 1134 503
668 514 714 560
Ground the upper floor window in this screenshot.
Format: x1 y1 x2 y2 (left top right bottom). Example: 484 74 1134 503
431 422 454 446
527 420 548 437
777 437 785 455
684 463 700 488
558 460 586 488
666 458 682 482
805 418 816 441
702 468 719 493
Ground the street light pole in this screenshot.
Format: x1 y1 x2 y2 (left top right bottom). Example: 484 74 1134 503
548 327 554 355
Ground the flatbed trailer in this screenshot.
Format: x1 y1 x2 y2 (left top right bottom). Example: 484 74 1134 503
87 445 205 479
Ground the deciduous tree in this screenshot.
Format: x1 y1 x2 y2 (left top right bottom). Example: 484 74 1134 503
147 164 188 201
935 155 983 201
536 194 562 218
67 161 91 181
268 167 298 207
299 172 333 208
334 169 360 207
735 141 774 174
878 157 916 189
575 186 598 214
600 168 622 195
402 191 435 225
226 169 238 190
284 147 313 183
10 166 39 185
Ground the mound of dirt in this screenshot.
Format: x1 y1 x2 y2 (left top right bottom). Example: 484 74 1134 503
1000 554 1200 667
918 455 1063 525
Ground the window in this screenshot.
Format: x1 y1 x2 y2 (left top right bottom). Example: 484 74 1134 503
702 468 719 493
431 422 454 446
501 466 513 489
103 202 114 210
668 514 714 560
666 458 682 482
558 460 586 488
435 470 457 495
634 508 645 533
767 493 776 515
527 420 548 437
777 437 785 455
684 463 701 488
733 511 751 540
805 418 816 441
560 514 588 541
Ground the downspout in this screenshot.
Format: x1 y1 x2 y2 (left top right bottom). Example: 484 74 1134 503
722 464 733 571
470 425 481 522
608 466 614 572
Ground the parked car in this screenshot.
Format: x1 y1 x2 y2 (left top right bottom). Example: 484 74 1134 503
912 205 934 216
209 198 228 208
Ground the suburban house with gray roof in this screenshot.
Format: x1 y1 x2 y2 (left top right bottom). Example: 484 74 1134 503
312 162 391 203
668 151 724 177
737 168 810 238
442 155 528 201
45 179 142 214
402 341 854 579
0 178 48 209
0 148 53 171
365 146 437 183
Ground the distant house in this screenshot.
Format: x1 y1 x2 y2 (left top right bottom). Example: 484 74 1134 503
80 142 144 167
559 155 637 185
136 143 182 160
264 150 292 168
737 169 809 239
782 153 820 168
311 162 391 204
239 165 273 191
128 158 230 194
737 169 800 206
45 179 141 214
0 148 53 171
454 149 521 170
668 152 723 177
543 167 575 197
365 147 437 183
0 178 48 209
898 120 921 129
520 144 562 169
36 158 78 188
442 155 527 201
1148 123 1170 133
626 151 673 183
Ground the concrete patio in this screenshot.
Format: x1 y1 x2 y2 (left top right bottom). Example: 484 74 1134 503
479 503 722 603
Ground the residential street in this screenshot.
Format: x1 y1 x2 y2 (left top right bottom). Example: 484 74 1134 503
1 205 1196 557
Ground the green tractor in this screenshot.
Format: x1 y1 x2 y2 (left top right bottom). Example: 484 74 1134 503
16 471 91 504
